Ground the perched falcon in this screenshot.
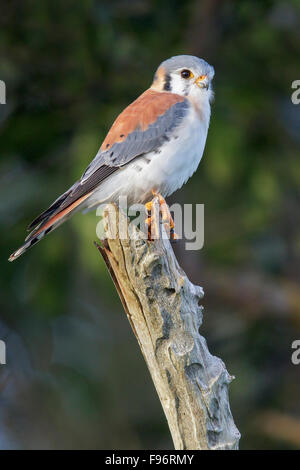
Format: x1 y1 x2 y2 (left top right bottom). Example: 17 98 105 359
9 55 214 261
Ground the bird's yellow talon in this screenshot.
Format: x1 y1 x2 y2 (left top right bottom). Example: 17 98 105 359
144 192 176 241
145 201 152 212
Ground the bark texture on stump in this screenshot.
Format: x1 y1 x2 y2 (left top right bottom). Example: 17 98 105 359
96 204 240 450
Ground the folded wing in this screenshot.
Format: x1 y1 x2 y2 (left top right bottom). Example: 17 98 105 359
9 90 189 261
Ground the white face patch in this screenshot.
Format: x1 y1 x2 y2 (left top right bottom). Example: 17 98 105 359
188 79 214 104
169 72 189 95
169 70 213 103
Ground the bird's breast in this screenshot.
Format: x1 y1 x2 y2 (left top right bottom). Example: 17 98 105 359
85 106 210 208
131 106 209 201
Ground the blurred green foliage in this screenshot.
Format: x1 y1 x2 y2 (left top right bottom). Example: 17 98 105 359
0 0 300 449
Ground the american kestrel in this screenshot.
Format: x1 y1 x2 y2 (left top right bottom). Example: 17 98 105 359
9 55 214 261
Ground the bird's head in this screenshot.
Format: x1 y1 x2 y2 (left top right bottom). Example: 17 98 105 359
151 55 214 102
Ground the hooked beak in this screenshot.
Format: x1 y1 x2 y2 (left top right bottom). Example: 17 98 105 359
195 75 209 90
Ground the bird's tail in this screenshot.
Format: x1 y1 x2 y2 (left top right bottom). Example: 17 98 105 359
9 192 91 262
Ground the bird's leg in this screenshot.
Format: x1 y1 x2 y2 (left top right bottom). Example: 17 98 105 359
145 195 160 240
145 191 178 241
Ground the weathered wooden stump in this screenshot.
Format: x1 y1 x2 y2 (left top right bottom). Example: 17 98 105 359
95 203 240 450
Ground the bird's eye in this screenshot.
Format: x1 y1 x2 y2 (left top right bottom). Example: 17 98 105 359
181 69 193 79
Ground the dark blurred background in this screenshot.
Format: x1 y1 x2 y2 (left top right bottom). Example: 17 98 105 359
0 0 300 450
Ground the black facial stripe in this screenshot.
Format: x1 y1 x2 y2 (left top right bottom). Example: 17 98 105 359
184 83 189 96
164 73 171 91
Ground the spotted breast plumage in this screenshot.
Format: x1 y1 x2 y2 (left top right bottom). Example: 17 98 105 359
9 55 215 261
